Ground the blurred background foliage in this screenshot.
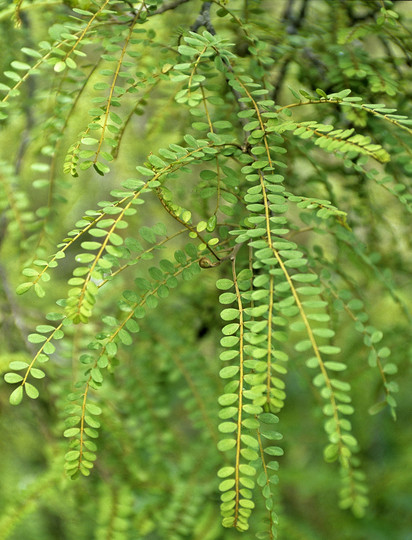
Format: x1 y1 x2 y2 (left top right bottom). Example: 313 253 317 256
0 0 412 539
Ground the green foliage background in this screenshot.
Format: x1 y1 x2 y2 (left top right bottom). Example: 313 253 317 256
0 0 412 538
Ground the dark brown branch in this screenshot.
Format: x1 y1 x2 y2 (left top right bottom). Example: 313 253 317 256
151 0 192 16
190 1 215 34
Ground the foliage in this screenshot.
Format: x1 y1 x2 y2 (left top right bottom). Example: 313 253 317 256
0 0 412 538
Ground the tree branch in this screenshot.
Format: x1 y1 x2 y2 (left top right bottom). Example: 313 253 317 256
151 0 192 16
190 1 215 34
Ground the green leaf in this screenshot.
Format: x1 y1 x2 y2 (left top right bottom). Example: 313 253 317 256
217 438 236 452
81 137 99 145
239 499 255 509
337 404 354 415
370 331 383 344
242 418 259 429
148 155 166 168
219 366 240 379
85 403 102 416
81 241 101 250
25 383 39 399
28 333 47 344
36 325 55 333
4 373 23 383
65 450 81 461
264 446 284 456
178 45 199 56
94 162 110 175
219 293 237 304
291 273 317 283
34 284 45 297
9 361 29 370
21 47 42 58
324 443 339 462
239 464 256 476
368 401 387 415
313 328 335 338
259 413 279 424
136 165 154 177
219 479 235 491
75 253 95 263
324 361 346 371
241 435 258 449
9 386 23 405
139 227 157 243
220 309 240 321
383 363 397 375
319 346 341 355
65 57 77 69
64 427 80 438
216 279 233 290
54 61 66 73
16 282 33 295
91 368 103 383
294 340 312 352
222 323 239 336
220 350 239 361
219 406 237 419
31 368 46 379
218 466 235 478
218 393 238 405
